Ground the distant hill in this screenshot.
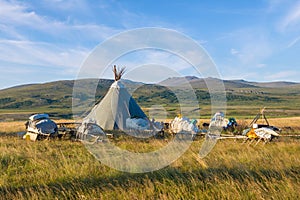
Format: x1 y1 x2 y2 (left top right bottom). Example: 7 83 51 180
1 77 300 120
159 76 200 87
0 79 112 119
160 77 257 89
250 81 299 88
160 76 299 89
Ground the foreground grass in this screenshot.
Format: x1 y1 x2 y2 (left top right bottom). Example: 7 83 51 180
0 135 299 199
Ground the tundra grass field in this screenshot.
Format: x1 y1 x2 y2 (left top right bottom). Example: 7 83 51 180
0 118 300 199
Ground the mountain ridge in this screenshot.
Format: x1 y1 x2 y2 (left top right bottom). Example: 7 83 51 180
159 76 299 88
1 77 300 120
2 76 299 92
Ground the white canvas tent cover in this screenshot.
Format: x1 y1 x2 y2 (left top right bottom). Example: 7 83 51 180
85 81 148 130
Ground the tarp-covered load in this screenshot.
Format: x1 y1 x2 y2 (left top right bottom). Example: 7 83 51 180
243 126 279 140
209 112 228 128
243 108 280 142
76 119 105 143
170 116 199 134
126 118 150 131
23 114 58 141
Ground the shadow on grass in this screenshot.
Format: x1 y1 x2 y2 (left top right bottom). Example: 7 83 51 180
1 165 299 199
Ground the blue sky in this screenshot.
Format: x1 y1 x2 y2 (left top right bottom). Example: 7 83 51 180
1 0 300 89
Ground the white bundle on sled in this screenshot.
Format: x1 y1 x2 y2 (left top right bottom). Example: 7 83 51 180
77 118 104 135
27 118 57 134
23 114 57 141
126 118 150 130
209 112 228 128
170 116 199 134
254 127 279 139
77 118 105 143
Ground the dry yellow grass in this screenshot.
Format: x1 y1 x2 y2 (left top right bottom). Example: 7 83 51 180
237 117 300 128
267 117 300 128
0 119 75 134
0 121 25 133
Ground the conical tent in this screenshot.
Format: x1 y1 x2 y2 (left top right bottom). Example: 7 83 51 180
85 80 147 130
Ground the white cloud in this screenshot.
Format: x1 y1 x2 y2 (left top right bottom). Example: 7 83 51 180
0 39 89 69
41 0 90 11
0 62 76 89
279 1 300 31
0 0 123 75
215 27 279 82
287 35 300 48
77 28 220 81
0 1 196 77
217 26 274 70
0 23 25 39
230 48 239 55
219 68 259 81
123 64 181 83
225 28 272 66
256 63 266 68
0 0 44 27
239 41 272 65
266 0 286 13
0 0 120 42
91 49 195 81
